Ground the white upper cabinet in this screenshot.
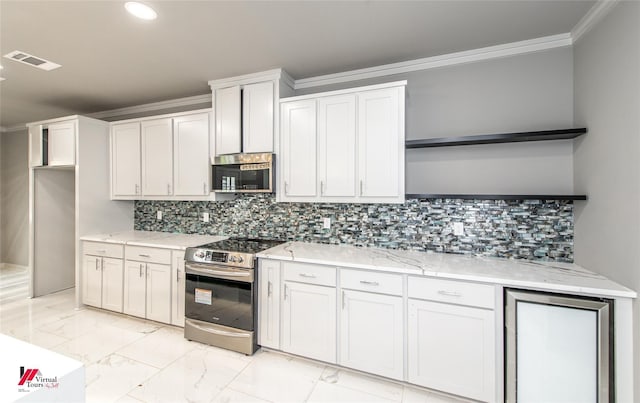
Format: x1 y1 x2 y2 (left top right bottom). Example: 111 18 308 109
29 125 43 167
47 121 76 166
281 99 317 197
110 109 214 201
173 113 210 196
318 94 357 198
141 118 173 196
111 122 142 197
210 69 293 156
279 81 406 203
243 81 275 153
358 87 404 199
215 85 242 155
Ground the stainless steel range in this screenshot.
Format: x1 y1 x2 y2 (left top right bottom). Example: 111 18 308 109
183 238 284 355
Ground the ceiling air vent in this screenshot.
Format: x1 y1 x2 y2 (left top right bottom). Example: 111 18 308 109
3 50 61 71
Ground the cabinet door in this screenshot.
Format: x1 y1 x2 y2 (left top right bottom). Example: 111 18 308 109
358 87 403 199
47 121 76 166
215 85 241 155
111 122 141 197
173 113 210 196
317 95 357 197
243 81 274 153
29 125 43 167
141 118 173 196
408 299 495 402
339 290 404 380
281 281 336 363
82 255 102 308
171 251 186 327
123 260 147 318
146 263 172 324
280 99 317 198
101 257 124 313
258 259 281 349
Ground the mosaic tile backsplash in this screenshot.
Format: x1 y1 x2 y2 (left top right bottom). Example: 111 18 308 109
134 194 574 262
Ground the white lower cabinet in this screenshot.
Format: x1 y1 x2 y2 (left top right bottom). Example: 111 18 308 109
408 278 496 402
171 251 186 327
339 289 404 380
282 281 336 363
123 246 173 324
258 259 281 349
257 258 498 402
123 260 147 318
81 241 124 312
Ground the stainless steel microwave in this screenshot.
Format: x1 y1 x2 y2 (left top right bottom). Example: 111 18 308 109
211 153 274 193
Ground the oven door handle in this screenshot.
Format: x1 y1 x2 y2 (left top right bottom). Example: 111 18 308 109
185 319 251 338
185 263 253 282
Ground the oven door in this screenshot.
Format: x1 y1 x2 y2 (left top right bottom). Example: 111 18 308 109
185 263 255 331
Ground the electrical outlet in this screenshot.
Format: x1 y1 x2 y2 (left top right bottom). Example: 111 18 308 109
202 212 210 223
323 217 331 229
453 222 464 236
156 210 163 220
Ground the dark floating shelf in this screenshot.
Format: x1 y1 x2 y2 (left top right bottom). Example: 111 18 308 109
405 194 587 201
405 128 587 149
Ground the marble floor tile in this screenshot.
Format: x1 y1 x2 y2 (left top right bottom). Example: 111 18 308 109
227 351 325 402
52 322 147 365
85 354 159 402
117 326 199 369
402 386 471 403
38 307 121 339
319 367 404 402
0 324 70 349
211 387 272 403
128 345 251 403
307 381 396 403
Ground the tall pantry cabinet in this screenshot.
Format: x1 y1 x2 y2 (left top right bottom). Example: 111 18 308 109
27 115 133 302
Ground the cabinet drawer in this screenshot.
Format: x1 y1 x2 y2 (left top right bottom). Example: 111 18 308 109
340 269 402 296
125 246 172 265
283 262 336 287
83 241 123 259
408 277 495 310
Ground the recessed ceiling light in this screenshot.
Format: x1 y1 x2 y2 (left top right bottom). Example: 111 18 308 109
125 2 157 20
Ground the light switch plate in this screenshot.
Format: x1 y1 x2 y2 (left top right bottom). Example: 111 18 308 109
453 222 464 236
157 211 163 220
323 217 331 229
202 212 210 223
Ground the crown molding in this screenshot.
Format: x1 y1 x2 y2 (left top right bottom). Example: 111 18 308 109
571 0 619 43
0 125 27 133
294 33 572 89
89 93 211 120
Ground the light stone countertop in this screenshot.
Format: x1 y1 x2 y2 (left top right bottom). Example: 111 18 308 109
257 241 637 299
80 231 225 250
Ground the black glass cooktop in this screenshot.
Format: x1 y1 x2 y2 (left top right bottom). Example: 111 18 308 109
196 238 285 255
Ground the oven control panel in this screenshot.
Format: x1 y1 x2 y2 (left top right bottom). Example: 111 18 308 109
185 248 254 269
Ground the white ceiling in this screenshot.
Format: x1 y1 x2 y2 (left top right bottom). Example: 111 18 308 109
0 0 595 129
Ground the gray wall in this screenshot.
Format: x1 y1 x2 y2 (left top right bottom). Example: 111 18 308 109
573 1 640 397
0 129 29 266
295 47 575 195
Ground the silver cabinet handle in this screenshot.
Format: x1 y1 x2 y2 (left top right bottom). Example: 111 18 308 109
284 283 288 300
176 269 180 283
135 184 140 194
320 181 324 195
138 254 151 258
267 281 273 297
167 184 171 195
203 182 207 195
437 290 462 297
360 180 363 195
342 290 346 310
95 259 99 271
299 273 316 278
139 264 143 277
284 181 289 195
359 280 379 286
